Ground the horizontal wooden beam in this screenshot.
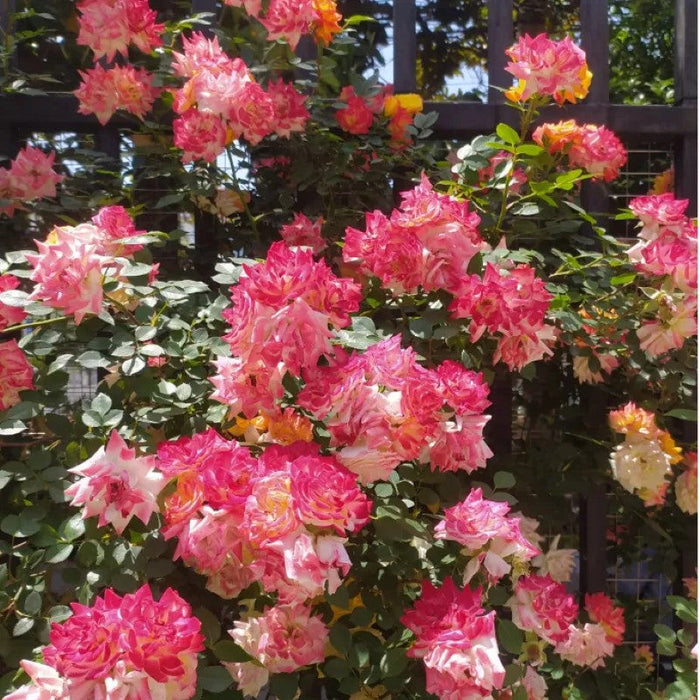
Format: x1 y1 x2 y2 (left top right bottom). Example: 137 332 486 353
0 94 695 142
424 101 698 139
0 94 135 132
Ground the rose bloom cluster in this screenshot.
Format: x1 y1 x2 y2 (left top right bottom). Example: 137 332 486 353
401 578 505 700
335 85 424 146
508 574 625 669
571 305 622 385
298 336 493 482
6 585 204 700
533 120 628 182
0 146 63 217
450 262 558 371
171 33 310 162
26 206 156 324
224 602 329 696
65 430 167 535
504 33 592 105
344 173 488 296
225 0 342 50
75 64 160 126
74 0 163 125
210 241 361 418
435 488 540 584
625 194 698 357
157 429 371 601
279 211 326 254
76 0 163 61
608 402 683 507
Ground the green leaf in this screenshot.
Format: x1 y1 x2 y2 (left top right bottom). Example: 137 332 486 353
379 648 407 678
196 607 221 645
22 590 42 616
58 514 86 542
76 351 110 369
121 356 146 376
45 544 74 564
497 619 524 655
1 512 41 538
13 617 35 637
197 665 233 693
329 623 352 655
47 605 72 623
516 144 544 156
610 272 637 286
654 623 677 641
663 675 698 699
496 123 520 145
409 317 433 340
91 393 112 415
324 657 351 680
135 326 157 342
493 471 516 489
503 662 523 686
155 192 187 208
656 638 677 656
212 640 254 663
269 672 300 700
664 409 697 422
667 595 698 622
0 419 27 435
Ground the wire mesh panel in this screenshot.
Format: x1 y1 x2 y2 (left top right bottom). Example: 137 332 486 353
66 369 99 404
606 514 675 683
610 139 675 237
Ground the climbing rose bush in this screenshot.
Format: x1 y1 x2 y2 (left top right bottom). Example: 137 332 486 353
0 9 696 700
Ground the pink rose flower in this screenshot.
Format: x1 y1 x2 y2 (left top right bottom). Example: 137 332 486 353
554 623 614 669
0 274 27 330
77 0 163 61
2 660 75 700
0 339 34 411
75 64 159 126
401 578 505 699
289 453 371 534
585 592 626 645
228 603 328 683
505 33 591 104
37 585 203 698
267 78 310 137
280 212 326 254
508 573 578 644
65 430 167 535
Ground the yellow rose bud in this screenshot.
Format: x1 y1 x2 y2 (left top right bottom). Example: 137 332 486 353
384 93 423 117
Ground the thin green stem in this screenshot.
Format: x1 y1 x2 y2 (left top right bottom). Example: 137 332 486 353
1 314 70 334
493 101 541 238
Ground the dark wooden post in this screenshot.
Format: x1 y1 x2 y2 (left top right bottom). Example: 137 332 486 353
579 485 608 595
189 0 219 276
674 0 697 216
392 0 416 93
576 0 611 597
487 0 514 105
579 0 610 228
